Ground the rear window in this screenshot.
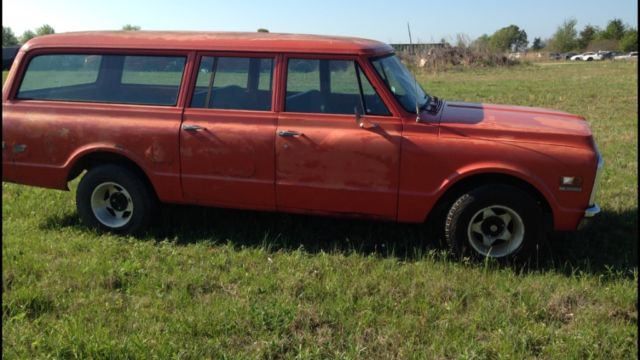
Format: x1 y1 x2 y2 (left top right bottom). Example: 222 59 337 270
17 54 186 106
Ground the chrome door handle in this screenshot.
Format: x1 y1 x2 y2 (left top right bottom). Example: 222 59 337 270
278 130 303 137
182 124 206 131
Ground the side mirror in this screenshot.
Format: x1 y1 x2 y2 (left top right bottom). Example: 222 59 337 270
354 105 364 127
354 106 379 129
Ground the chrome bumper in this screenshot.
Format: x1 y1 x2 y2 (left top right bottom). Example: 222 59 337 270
578 146 604 229
587 147 604 206
584 204 601 217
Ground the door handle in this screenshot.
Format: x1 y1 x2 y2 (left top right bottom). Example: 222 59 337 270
182 124 206 131
278 130 303 137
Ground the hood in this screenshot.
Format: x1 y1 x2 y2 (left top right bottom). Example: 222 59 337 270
437 101 593 148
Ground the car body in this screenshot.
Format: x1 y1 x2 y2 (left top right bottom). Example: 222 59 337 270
562 52 577 60
571 52 604 61
1 31 603 259
614 51 638 60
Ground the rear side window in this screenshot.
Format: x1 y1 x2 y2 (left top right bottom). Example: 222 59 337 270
18 54 101 91
17 54 186 106
190 56 274 111
285 59 390 116
121 56 185 86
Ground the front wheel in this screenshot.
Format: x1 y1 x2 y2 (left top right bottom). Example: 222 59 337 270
76 164 157 235
445 185 543 260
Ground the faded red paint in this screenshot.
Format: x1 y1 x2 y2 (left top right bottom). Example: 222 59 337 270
1 31 601 231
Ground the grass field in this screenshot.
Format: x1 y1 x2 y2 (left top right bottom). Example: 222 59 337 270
2 61 638 359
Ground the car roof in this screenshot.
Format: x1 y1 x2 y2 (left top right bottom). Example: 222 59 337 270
22 31 395 56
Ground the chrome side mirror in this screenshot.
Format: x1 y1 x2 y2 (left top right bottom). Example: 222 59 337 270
354 105 364 127
354 106 379 129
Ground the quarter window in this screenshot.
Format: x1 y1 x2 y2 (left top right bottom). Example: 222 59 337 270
190 56 274 111
285 59 389 116
17 54 186 106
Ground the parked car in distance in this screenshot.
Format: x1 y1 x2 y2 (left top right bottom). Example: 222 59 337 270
2 31 603 260
548 52 561 60
570 52 604 61
597 51 614 60
614 51 638 60
562 52 577 60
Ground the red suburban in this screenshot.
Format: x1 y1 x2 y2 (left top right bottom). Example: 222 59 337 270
2 31 603 259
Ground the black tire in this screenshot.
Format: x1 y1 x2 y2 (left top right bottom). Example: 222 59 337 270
76 164 157 235
444 184 543 261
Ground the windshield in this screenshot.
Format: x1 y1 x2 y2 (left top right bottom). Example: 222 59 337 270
371 54 429 113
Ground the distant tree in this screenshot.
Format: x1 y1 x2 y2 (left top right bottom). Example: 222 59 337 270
548 19 578 52
599 18 626 40
586 39 620 51
578 25 599 50
619 28 638 51
531 37 544 50
489 25 528 52
455 33 472 48
122 24 141 31
472 34 491 50
3 27 19 46
35 24 55 36
257 28 269 33
20 30 36 44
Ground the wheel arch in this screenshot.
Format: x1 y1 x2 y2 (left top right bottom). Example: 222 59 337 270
426 171 554 230
66 149 157 198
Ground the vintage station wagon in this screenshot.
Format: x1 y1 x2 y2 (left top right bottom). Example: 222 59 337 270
2 31 603 259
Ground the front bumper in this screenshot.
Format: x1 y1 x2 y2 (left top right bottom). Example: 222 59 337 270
578 204 601 230
578 147 604 229
584 204 601 217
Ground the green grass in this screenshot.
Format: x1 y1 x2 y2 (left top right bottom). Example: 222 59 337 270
2 62 638 359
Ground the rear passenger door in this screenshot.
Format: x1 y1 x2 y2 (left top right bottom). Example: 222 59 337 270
180 54 278 210
275 56 402 219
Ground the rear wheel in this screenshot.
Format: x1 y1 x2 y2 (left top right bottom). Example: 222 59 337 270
445 184 543 260
76 164 156 235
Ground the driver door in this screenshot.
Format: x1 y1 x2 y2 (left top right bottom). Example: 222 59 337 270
275 56 402 219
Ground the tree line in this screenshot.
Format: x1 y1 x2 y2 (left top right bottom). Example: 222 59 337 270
3 20 637 53
545 18 637 52
449 18 636 53
2 24 142 46
3 24 55 46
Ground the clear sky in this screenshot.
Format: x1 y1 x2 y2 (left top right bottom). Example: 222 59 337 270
3 0 638 44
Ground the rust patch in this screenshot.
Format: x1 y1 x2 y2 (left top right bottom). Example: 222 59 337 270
58 128 70 139
182 147 193 157
145 141 167 164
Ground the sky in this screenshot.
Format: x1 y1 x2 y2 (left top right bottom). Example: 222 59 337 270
3 0 638 44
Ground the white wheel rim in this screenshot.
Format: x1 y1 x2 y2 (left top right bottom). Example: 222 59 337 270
90 182 134 228
467 205 525 258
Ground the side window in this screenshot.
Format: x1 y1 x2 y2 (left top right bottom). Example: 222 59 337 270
18 54 101 94
17 54 186 106
285 59 389 115
121 56 185 86
190 56 274 111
